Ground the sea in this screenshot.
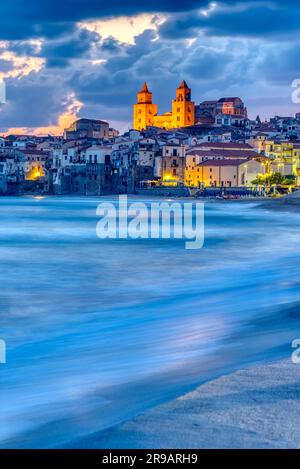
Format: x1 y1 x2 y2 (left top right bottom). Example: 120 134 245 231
1 196 300 448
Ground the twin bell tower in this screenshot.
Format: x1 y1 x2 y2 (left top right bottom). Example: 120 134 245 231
133 80 195 131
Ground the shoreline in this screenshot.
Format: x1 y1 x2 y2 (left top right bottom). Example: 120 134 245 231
78 359 300 449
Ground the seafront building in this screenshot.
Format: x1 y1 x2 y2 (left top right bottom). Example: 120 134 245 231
1 88 300 195
185 142 267 188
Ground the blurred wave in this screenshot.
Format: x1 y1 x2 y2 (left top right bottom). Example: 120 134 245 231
1 196 300 448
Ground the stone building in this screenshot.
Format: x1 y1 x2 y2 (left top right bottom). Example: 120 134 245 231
161 144 186 183
133 81 195 131
195 97 247 125
64 118 109 140
194 158 264 188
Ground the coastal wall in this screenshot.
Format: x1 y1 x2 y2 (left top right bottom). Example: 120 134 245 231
136 186 191 197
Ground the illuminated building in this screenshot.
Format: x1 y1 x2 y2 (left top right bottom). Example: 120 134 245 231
250 138 300 182
185 143 266 187
133 81 195 131
21 149 48 181
185 158 266 188
25 165 44 181
195 97 247 125
162 144 186 184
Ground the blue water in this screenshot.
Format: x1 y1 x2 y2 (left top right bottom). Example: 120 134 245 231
1 196 300 448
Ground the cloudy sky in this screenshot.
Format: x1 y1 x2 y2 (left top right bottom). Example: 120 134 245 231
0 0 299 135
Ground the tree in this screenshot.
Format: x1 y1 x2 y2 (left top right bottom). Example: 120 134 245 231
268 172 285 185
252 174 266 186
282 175 296 186
252 172 286 187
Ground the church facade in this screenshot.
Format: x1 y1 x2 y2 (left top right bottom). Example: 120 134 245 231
133 81 195 131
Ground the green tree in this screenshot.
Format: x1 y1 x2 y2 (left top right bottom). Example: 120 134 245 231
252 174 267 186
282 175 296 186
268 172 285 185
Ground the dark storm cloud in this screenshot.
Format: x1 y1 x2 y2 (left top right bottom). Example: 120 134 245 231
160 4 300 40
259 42 300 85
68 30 247 120
183 47 233 80
2 1 300 40
0 0 203 40
1 0 300 131
1 1 300 41
41 29 101 67
0 74 70 129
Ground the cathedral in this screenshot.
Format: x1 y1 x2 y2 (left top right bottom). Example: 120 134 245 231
133 80 195 131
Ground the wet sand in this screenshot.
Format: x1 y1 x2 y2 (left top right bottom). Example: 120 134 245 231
83 360 300 449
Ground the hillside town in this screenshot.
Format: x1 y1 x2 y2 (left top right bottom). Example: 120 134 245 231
1 80 300 198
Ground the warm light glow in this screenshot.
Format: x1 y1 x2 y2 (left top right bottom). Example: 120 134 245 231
0 49 44 81
26 165 45 181
4 93 83 137
79 14 165 45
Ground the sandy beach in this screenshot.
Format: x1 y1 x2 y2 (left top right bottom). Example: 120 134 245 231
83 360 300 449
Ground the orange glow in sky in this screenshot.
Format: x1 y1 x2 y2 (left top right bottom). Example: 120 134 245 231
2 93 83 136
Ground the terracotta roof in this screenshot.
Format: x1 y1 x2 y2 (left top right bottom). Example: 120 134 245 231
141 82 149 93
199 159 251 167
199 100 218 105
218 97 240 103
178 80 189 89
192 142 253 149
188 149 259 159
21 149 49 155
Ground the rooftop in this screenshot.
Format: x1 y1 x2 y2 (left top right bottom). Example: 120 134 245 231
199 159 253 167
193 142 253 149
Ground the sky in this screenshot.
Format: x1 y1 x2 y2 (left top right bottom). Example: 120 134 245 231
0 0 299 135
